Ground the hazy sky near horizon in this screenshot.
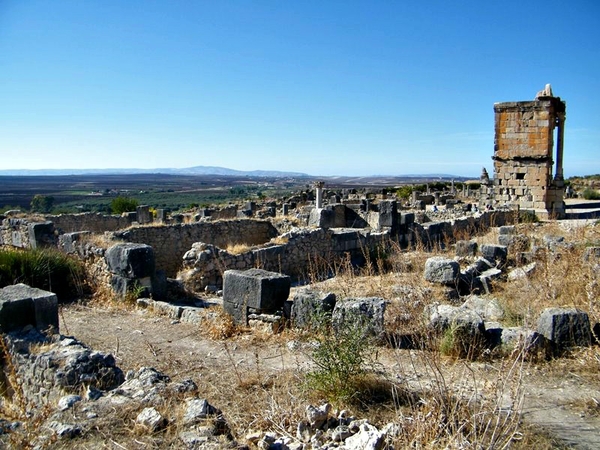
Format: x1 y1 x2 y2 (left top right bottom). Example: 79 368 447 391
1 1 599 177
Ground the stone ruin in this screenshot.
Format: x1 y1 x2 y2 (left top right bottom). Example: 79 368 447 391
481 84 566 219
2 90 599 446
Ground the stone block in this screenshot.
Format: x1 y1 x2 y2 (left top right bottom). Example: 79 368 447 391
28 221 56 249
11 231 23 247
377 200 398 230
427 304 487 357
537 308 591 349
332 297 386 341
478 268 502 294
427 304 485 334
498 225 515 235
136 205 152 224
110 275 144 298
506 260 536 279
308 208 335 229
500 327 547 354
400 213 415 226
480 244 507 267
222 269 290 325
499 234 530 252
461 295 504 321
0 284 59 333
290 289 336 329
105 243 156 279
424 257 460 285
455 240 477 257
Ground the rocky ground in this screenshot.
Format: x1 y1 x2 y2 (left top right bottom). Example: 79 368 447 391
56 301 600 449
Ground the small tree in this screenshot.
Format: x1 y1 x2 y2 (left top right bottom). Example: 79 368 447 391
110 196 139 214
30 194 54 213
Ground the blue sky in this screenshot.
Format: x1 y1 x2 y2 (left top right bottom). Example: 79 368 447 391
1 1 599 177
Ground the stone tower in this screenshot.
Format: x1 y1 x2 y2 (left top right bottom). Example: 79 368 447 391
491 85 566 219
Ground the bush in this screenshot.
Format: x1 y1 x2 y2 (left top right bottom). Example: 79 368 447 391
439 325 487 360
0 248 86 302
305 318 374 404
30 194 54 213
110 196 139 214
396 186 414 200
519 210 539 223
582 188 600 200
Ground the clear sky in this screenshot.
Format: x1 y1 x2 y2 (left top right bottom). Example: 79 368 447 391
1 1 599 177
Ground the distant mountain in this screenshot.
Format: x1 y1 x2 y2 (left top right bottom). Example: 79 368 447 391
0 166 310 178
0 166 475 180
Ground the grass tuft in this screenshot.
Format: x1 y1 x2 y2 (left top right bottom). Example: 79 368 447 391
0 247 87 302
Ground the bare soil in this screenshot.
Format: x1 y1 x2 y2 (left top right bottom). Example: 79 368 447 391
60 302 600 449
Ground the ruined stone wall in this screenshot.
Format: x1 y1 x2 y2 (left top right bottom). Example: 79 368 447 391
0 218 57 249
1 329 124 411
46 212 134 233
113 219 279 277
412 210 512 249
179 210 511 291
179 227 389 290
492 97 566 218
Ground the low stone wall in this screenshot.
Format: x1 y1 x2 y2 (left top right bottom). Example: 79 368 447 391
113 219 279 277
2 329 124 411
46 212 134 233
412 210 513 248
179 227 390 290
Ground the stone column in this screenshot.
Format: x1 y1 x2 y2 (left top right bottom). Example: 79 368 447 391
554 113 565 185
314 181 325 208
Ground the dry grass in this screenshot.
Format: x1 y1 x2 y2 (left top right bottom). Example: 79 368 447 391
269 235 289 245
494 224 600 326
77 231 120 249
203 307 241 339
224 242 254 255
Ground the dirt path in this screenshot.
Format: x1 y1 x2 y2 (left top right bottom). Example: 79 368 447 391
60 304 600 449
521 373 600 449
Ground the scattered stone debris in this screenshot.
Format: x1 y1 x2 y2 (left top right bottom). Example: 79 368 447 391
251 402 396 450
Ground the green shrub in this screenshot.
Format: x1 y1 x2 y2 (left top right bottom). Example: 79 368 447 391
0 248 86 302
439 325 487 360
519 210 539 223
396 186 414 200
110 196 139 214
305 318 375 404
30 194 55 213
582 187 600 200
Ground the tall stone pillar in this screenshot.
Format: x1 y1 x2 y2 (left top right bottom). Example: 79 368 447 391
314 181 325 209
491 85 566 218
